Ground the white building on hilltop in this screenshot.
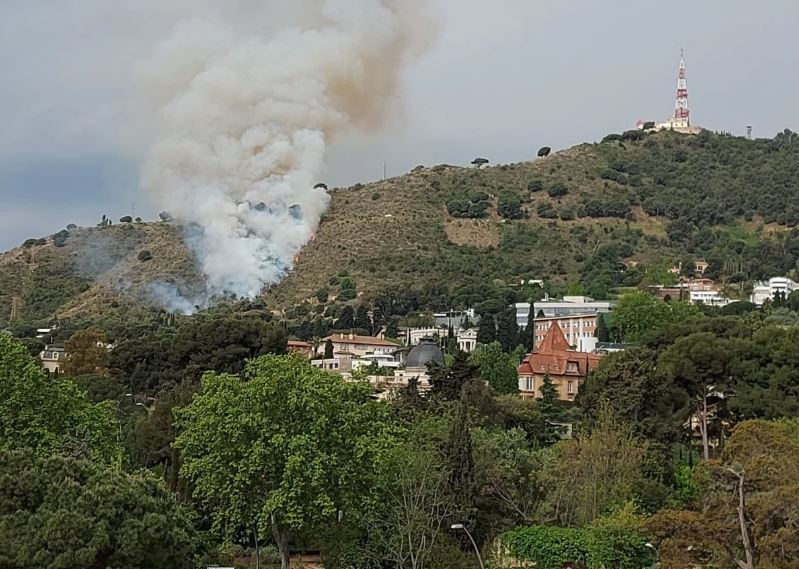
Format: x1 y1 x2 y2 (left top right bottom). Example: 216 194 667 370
751 277 799 305
515 296 615 328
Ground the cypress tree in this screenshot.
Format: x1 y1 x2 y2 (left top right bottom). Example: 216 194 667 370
324 339 334 359
495 308 519 352
595 313 610 342
476 315 496 345
445 400 476 537
539 372 559 418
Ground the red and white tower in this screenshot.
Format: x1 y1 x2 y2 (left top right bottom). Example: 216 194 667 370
674 49 689 123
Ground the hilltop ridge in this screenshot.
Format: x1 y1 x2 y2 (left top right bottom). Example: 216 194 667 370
3 128 799 325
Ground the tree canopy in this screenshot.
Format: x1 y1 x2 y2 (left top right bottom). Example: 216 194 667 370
0 334 120 464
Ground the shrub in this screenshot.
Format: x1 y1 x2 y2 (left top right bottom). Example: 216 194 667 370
371 192 381 200
119 216 133 223
548 183 569 198
137 250 153 262
337 288 357 302
527 179 544 192
537 146 551 157
602 133 623 143
498 193 525 219
66 224 77 230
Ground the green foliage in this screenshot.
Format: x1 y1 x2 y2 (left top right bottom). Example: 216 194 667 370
0 334 121 464
502 516 653 569
470 342 518 395
110 313 286 393
174 354 395 564
501 507 652 569
613 291 701 342
0 451 196 569
547 182 569 198
498 192 525 219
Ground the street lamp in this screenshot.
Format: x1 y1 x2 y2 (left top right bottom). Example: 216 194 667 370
451 523 485 569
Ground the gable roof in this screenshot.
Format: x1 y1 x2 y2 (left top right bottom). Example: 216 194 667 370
536 322 572 353
517 322 602 378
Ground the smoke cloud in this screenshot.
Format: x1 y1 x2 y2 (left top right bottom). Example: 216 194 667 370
138 0 435 311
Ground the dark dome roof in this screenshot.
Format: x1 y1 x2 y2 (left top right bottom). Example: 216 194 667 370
406 339 444 370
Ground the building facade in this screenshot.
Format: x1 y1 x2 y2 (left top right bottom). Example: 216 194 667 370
39 345 66 374
322 333 399 357
530 314 599 349
515 296 615 327
517 323 602 402
751 277 798 305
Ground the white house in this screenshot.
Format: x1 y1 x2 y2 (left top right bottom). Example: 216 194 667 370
39 345 66 374
457 328 478 353
689 289 733 307
516 296 615 327
751 277 798 305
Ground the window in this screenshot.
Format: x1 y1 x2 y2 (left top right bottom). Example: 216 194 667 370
567 381 574 394
523 377 533 391
566 362 579 373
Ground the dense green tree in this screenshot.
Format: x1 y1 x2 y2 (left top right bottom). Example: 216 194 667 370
324 338 334 358
0 334 120 463
495 308 520 352
110 314 287 393
538 373 559 418
469 342 519 395
476 314 496 345
175 354 394 569
355 305 372 332
539 406 646 526
473 426 544 524
445 402 476 531
0 451 195 569
613 292 701 342
335 305 355 329
659 333 734 460
595 313 610 342
498 193 525 219
429 351 480 400
63 327 110 376
578 348 688 447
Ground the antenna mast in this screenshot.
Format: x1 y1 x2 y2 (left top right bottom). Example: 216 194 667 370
674 49 690 124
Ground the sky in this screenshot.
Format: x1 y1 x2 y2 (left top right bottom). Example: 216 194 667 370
1 0 797 250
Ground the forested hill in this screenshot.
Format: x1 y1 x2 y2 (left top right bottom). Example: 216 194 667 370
3 128 799 325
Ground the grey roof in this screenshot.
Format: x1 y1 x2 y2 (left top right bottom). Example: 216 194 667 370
406 338 444 370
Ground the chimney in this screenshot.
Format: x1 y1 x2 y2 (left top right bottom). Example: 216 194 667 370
348 332 354 340
339 333 344 340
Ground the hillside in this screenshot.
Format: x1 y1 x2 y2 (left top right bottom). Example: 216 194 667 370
3 128 799 325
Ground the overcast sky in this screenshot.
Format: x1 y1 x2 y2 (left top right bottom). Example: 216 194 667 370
1 0 797 250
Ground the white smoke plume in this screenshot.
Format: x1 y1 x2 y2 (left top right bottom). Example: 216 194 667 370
138 0 434 310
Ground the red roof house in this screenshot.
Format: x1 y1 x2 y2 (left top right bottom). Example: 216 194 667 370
517 322 602 402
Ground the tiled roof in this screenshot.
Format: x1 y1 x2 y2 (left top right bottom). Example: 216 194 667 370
518 322 601 377
323 334 397 347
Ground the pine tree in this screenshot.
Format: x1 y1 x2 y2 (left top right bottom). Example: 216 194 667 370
476 315 496 345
